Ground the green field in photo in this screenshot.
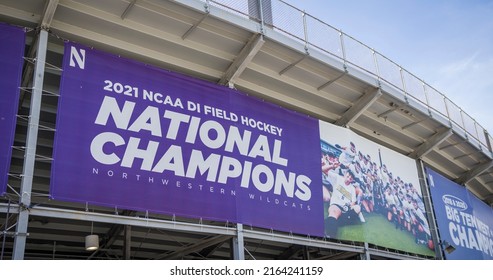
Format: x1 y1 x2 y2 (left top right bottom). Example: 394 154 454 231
324 203 435 257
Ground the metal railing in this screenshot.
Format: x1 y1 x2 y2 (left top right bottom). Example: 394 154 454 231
204 0 492 155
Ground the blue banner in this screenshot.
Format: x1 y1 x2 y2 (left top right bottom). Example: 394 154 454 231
0 23 25 196
427 167 493 259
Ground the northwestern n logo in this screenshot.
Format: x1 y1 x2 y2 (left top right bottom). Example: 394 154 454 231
69 46 86 69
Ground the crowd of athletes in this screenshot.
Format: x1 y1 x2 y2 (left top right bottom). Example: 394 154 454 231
321 141 433 249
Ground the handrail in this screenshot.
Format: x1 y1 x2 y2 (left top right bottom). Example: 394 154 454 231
206 0 491 155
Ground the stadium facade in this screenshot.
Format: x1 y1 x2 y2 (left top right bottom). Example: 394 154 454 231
1 0 492 260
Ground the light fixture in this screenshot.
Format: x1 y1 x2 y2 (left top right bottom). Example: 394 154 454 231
439 240 456 260
85 222 99 251
85 234 99 251
442 240 456 254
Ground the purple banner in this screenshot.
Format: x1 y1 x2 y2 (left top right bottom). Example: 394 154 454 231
0 23 25 196
51 42 324 236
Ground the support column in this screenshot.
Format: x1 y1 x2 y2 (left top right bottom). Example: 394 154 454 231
231 224 245 260
124 225 131 260
416 159 443 259
302 246 310 260
360 242 370 260
12 29 48 260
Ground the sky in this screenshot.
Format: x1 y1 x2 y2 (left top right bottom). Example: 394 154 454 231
284 0 493 138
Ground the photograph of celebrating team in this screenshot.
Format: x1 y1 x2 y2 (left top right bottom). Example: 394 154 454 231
320 122 433 251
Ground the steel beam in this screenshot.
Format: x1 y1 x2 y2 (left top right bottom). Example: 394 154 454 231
87 210 136 260
231 224 245 260
361 242 370 260
154 235 231 259
439 141 466 151
40 0 59 29
302 246 310 260
367 248 424 260
335 88 382 127
12 29 49 260
401 119 425 130
24 205 236 236
456 160 493 185
124 225 131 260
242 229 364 253
279 54 307 75
409 128 453 159
219 33 264 86
317 68 347 91
121 0 137 20
182 13 209 40
276 244 302 260
454 152 478 161
322 251 359 260
20 0 59 97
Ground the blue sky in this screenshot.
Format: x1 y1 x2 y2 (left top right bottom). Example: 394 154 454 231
285 0 493 138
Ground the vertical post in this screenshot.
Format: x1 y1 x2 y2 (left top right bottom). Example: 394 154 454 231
257 0 264 28
360 242 370 260
372 49 381 80
485 131 492 154
459 110 468 139
443 96 453 128
124 225 131 260
416 159 443 259
422 82 432 116
1 200 11 260
473 122 481 149
302 11 309 52
12 29 48 260
399 68 408 102
231 223 245 260
339 31 346 63
302 246 310 260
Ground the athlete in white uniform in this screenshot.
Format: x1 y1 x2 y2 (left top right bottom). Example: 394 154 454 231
330 172 357 210
338 142 356 168
324 167 365 238
401 194 415 231
410 199 432 247
384 187 398 223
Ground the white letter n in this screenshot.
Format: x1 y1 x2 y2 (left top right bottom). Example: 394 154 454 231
69 46 85 69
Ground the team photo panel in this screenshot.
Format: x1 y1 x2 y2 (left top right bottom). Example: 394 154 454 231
319 121 434 256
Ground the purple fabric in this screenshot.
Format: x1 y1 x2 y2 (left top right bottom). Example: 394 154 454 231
51 42 324 236
0 23 25 195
